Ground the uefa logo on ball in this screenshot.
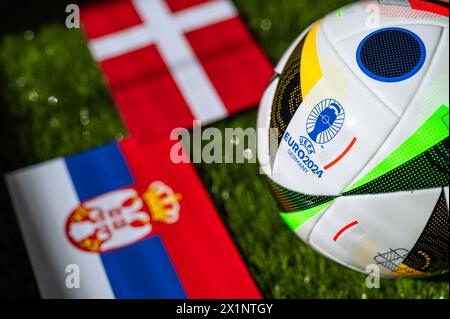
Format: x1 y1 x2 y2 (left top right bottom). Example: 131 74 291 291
306 98 345 144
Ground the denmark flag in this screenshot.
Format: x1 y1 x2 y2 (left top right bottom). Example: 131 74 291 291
6 138 261 298
81 0 273 142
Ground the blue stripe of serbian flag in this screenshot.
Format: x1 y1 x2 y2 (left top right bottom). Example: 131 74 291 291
5 138 260 298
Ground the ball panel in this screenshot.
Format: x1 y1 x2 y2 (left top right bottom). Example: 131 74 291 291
299 22 323 99
445 186 449 210
345 105 449 194
270 36 305 146
271 22 398 195
281 201 332 235
308 188 442 277
348 29 448 186
257 76 278 176
347 137 448 195
356 28 426 82
292 208 329 243
269 22 323 156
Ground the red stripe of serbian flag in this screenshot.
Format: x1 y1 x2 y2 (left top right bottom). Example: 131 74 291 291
81 0 273 142
5 138 260 298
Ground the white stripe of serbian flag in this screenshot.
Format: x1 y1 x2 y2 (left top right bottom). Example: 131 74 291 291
81 0 273 142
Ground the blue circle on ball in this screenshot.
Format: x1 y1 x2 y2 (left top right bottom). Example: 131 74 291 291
356 27 426 82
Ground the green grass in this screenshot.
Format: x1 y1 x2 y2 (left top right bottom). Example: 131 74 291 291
0 0 448 298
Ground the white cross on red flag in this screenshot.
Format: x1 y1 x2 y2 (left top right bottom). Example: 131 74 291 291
81 0 273 142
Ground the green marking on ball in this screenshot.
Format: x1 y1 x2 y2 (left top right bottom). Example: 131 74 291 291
346 105 449 192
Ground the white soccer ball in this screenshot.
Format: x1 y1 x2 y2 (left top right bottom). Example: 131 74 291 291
257 0 449 277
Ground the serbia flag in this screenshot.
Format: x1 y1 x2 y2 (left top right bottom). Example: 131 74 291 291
5 138 260 299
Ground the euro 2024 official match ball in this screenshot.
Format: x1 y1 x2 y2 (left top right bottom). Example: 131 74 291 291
257 0 449 277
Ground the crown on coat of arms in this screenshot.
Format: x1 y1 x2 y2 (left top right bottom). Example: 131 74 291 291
143 181 182 224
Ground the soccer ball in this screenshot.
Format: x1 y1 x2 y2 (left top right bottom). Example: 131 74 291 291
257 0 449 277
